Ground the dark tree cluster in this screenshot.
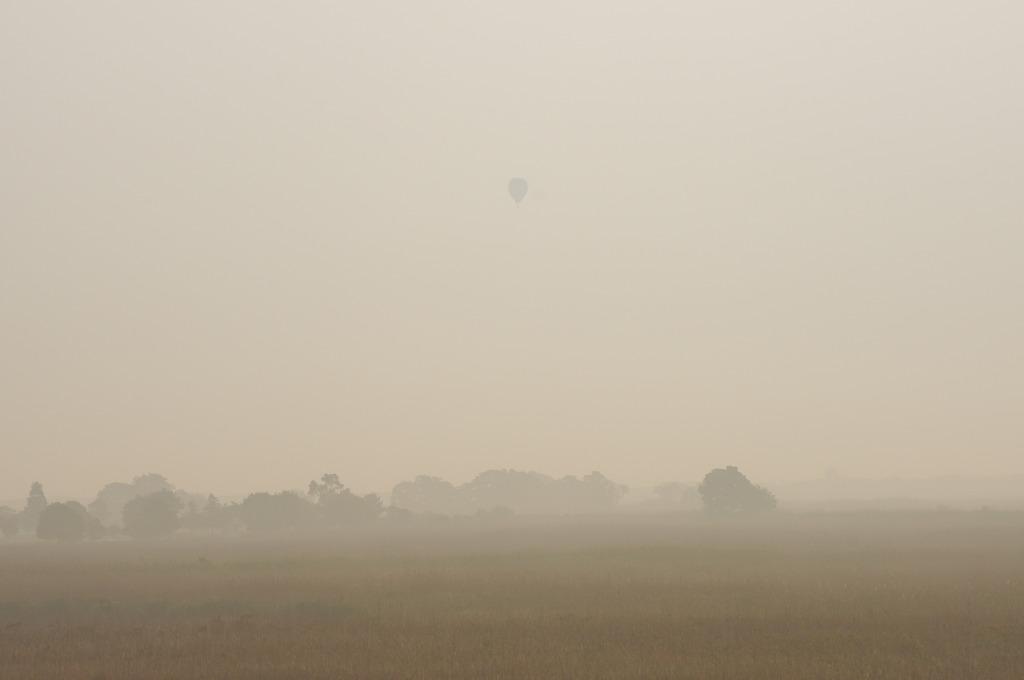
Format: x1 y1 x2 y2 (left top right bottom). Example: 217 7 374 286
0 476 210 542
180 494 239 533
309 474 384 525
698 466 778 514
390 470 628 516
5 465 774 542
240 491 316 532
88 473 188 527
123 490 183 539
36 501 104 541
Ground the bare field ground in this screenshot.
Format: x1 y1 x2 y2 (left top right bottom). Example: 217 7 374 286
1 512 1023 679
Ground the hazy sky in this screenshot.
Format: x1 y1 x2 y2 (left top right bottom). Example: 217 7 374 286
2 1 1022 502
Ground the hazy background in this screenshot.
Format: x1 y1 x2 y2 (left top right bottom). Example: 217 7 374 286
2 1 1022 501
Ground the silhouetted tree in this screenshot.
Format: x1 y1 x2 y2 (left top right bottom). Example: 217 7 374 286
309 474 383 525
464 469 549 513
241 491 316 532
553 472 628 513
92 474 175 527
87 498 111 527
122 490 183 538
308 473 343 498
698 466 777 514
197 494 235 531
0 506 18 538
390 476 464 515
37 501 101 541
21 482 47 532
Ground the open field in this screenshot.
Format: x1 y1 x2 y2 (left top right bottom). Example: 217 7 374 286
2 513 1023 679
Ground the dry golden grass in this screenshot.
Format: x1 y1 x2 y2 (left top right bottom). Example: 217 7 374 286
1 513 1023 679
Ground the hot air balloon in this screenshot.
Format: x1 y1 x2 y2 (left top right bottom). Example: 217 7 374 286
508 177 528 206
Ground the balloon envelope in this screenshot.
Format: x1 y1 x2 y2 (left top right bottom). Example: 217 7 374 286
508 178 528 204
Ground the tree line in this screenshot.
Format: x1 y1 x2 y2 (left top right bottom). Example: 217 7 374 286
0 466 776 541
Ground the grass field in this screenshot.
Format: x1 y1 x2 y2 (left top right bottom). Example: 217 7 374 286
1 512 1023 679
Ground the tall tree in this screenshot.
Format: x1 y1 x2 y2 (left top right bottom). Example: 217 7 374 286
21 482 47 532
